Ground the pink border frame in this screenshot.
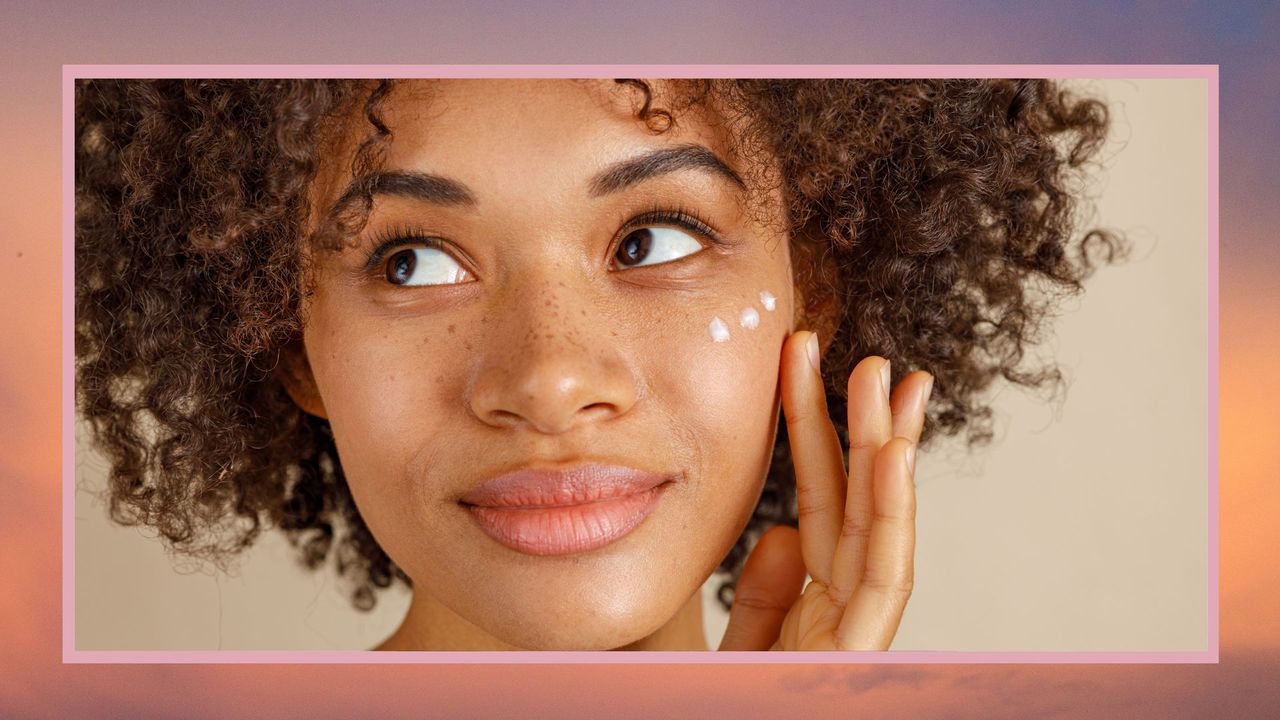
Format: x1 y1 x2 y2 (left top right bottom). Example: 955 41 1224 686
62 64 1219 664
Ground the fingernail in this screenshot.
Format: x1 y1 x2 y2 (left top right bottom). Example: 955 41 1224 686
922 374 934 406
806 333 820 374
880 359 891 399
905 442 917 474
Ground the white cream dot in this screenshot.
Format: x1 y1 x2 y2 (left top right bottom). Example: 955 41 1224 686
760 290 777 311
740 307 760 329
709 316 730 343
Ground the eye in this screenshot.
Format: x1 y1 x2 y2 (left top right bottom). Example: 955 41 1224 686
613 226 704 269
384 246 472 286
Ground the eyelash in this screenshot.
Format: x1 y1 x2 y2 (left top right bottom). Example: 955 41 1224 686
615 204 727 251
361 204 727 277
362 224 450 273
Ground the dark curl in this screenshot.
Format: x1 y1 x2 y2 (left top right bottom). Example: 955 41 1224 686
75 79 1125 614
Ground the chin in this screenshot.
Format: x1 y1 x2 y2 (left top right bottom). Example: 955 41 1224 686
499 621 650 651
453 561 696 650
470 579 688 651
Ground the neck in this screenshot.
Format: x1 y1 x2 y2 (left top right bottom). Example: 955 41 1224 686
376 588 709 651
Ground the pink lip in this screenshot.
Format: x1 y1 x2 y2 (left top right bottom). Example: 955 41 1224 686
460 464 672 556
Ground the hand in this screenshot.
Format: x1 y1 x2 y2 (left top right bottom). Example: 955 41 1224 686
719 331 930 651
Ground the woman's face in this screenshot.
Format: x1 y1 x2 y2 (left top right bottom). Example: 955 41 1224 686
298 79 796 649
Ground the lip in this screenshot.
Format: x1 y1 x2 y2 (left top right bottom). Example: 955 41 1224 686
460 464 672 556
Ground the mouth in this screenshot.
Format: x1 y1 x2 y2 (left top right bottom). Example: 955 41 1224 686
459 464 674 556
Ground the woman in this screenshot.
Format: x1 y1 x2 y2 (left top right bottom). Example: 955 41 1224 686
75 78 1120 651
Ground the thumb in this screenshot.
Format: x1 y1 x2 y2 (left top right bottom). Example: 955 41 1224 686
718 525 807 650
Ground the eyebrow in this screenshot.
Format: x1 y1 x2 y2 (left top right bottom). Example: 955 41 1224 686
331 171 476 212
329 143 746 214
587 143 746 197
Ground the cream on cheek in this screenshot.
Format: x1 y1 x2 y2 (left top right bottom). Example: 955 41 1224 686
684 286 787 466
706 288 778 343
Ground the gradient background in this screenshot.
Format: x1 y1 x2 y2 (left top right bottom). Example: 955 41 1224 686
3 1 1276 716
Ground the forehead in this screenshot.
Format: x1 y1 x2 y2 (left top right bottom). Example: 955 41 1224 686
312 79 757 208
383 79 716 143
384 78 729 154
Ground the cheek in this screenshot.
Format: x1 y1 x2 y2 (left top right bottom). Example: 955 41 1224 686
310 324 439 441
651 285 787 484
643 285 788 572
303 306 457 533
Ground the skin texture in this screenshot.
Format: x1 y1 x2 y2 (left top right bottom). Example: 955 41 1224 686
294 80 809 650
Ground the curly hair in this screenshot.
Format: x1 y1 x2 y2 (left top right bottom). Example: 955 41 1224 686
75 78 1125 614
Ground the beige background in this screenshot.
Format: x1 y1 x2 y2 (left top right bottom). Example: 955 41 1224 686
74 78 1210 651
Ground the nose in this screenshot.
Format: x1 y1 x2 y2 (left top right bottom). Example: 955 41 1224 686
466 288 639 435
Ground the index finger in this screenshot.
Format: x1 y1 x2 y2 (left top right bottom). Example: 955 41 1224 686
779 331 848 586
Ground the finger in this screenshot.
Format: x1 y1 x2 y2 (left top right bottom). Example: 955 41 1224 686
890 371 933 444
836 437 917 650
827 356 894 604
718 526 807 651
779 331 849 586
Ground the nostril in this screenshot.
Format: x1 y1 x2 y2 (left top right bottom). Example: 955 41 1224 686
483 401 620 434
488 409 524 427
580 402 618 420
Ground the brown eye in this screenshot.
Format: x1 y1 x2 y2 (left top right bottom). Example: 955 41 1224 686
616 229 654 267
383 246 470 286
613 227 703 269
386 248 416 284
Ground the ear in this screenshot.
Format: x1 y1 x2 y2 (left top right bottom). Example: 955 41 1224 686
275 336 328 419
